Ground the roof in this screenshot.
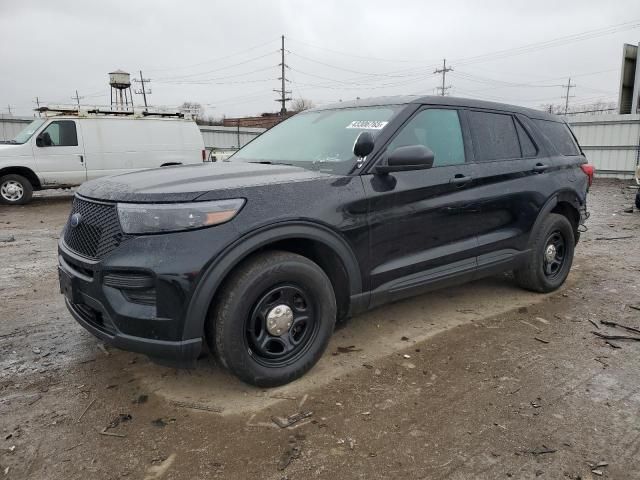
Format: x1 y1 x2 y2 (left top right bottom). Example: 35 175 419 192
312 95 559 121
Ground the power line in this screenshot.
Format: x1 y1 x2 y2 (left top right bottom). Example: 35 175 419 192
434 59 453 96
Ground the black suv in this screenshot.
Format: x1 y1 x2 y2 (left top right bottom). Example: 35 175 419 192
58 96 592 386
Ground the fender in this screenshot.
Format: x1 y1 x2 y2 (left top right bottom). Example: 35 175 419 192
528 189 583 246
182 221 363 340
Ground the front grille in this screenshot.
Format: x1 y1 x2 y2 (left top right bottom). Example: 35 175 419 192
63 197 125 259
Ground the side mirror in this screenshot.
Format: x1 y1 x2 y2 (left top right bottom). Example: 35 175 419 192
353 131 375 158
35 135 44 147
375 145 434 174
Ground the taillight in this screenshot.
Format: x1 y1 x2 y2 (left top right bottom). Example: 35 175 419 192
202 149 206 162
580 164 595 187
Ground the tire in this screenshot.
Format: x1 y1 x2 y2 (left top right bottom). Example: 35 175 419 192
206 251 337 387
635 191 640 210
515 213 575 293
0 174 33 205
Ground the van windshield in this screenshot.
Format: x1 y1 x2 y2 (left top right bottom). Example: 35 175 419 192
231 106 401 175
11 119 45 144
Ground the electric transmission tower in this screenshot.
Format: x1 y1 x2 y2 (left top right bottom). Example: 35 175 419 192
274 35 291 115
562 77 576 115
133 71 152 110
434 59 453 96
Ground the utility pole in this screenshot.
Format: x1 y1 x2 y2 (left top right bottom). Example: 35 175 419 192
72 90 83 108
133 71 152 110
274 35 291 115
562 77 576 115
434 59 453 96
34 97 41 117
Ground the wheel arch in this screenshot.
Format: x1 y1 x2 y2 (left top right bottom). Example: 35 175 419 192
531 191 582 245
0 166 41 190
183 222 363 340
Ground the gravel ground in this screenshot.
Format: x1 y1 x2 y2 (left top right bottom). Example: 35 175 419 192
0 181 639 479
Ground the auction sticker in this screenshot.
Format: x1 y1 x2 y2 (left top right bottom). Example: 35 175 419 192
346 120 388 130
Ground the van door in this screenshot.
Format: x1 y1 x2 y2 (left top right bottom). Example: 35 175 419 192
32 119 86 186
363 107 481 307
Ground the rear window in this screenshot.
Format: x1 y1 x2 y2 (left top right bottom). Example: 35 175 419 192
467 111 521 161
533 119 580 156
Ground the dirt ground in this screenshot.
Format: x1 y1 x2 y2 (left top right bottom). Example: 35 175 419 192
1 180 639 480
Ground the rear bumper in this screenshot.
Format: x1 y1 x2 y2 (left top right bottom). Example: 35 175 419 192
65 297 201 366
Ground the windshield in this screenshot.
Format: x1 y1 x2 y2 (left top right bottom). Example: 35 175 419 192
231 105 402 175
11 119 45 144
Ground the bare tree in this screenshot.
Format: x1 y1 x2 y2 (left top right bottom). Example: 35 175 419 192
290 98 316 112
180 101 204 120
539 100 617 116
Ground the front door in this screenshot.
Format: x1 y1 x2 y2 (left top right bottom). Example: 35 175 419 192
363 107 483 306
32 119 86 186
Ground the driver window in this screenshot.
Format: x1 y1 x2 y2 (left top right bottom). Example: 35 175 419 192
386 109 465 167
39 121 78 147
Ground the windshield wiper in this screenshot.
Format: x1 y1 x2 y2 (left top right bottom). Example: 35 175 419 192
248 161 293 166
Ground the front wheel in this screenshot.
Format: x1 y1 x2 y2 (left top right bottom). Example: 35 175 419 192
0 174 33 205
207 251 336 387
515 213 575 293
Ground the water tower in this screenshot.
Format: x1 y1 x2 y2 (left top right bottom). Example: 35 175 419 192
109 70 134 110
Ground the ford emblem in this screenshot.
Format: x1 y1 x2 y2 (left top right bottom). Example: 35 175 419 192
70 213 83 228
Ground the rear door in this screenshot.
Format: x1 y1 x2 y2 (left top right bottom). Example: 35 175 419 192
32 119 86 186
363 106 483 305
461 109 550 269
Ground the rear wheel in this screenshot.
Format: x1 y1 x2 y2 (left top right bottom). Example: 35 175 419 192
0 174 33 205
207 251 336 387
635 191 640 210
515 213 575 293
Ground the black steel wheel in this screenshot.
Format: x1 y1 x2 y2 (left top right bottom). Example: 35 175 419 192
542 231 566 279
515 213 575 293
246 284 319 367
207 250 336 387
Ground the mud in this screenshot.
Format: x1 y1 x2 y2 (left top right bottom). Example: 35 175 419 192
1 181 639 479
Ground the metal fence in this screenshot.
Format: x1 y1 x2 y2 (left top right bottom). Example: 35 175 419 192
3 113 638 179
568 114 640 178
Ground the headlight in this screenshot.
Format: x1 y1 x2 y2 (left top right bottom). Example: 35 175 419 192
117 199 245 234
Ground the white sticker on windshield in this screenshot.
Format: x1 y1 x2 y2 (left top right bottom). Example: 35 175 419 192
346 120 388 130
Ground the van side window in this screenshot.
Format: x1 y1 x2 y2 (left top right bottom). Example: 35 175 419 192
386 109 465 167
533 119 580 156
515 120 537 157
467 111 521 161
40 121 78 147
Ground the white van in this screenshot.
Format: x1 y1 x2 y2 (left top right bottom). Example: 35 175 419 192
0 111 205 204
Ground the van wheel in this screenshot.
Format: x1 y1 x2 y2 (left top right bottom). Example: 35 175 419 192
0 174 33 205
635 191 640 210
207 251 336 387
515 213 575 293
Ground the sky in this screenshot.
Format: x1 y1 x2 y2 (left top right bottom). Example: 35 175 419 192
1 0 639 118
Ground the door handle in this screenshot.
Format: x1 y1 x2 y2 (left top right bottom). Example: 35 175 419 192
78 155 84 164
533 163 548 172
450 174 473 185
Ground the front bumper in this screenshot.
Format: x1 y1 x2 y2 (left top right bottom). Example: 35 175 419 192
57 232 216 367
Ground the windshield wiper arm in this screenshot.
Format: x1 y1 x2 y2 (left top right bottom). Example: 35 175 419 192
248 161 293 166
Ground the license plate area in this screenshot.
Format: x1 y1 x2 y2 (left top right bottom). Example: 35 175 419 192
59 267 78 303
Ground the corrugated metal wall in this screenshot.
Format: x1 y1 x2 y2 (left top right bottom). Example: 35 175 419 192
0 116 265 150
569 114 640 178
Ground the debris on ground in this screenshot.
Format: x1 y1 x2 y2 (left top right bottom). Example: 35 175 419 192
588 319 600 329
527 445 556 455
133 394 149 404
594 235 634 241
143 453 176 480
76 398 95 423
592 331 640 342
277 437 302 471
97 343 110 356
271 411 313 428
600 319 640 335
333 345 362 355
171 401 223 413
0 234 15 243
534 337 549 344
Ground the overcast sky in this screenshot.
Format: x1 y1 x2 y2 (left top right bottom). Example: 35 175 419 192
1 0 639 118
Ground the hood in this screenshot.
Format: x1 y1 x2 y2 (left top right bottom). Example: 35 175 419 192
77 161 334 203
0 143 30 158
